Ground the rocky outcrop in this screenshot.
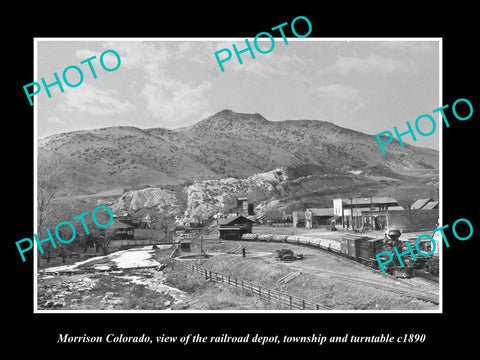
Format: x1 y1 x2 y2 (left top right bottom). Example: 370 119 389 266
111 187 180 214
184 168 289 222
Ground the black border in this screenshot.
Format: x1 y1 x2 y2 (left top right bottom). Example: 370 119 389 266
7 5 478 355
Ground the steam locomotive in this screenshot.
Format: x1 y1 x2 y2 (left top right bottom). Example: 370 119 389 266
241 230 438 278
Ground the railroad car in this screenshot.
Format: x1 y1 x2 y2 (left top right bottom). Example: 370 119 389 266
339 234 369 260
239 232 435 277
358 238 384 268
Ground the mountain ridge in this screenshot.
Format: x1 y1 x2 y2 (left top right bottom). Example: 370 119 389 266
38 109 438 197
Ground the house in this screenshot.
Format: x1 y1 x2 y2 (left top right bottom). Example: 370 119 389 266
333 197 398 230
117 213 134 226
308 208 335 228
106 218 134 239
218 215 255 240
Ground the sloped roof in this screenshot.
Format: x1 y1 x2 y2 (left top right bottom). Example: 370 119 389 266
422 201 439 209
108 218 133 229
255 213 266 220
218 215 255 226
308 208 334 217
411 198 433 210
341 197 397 206
388 206 405 211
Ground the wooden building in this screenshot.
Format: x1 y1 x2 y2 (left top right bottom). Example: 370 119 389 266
218 215 255 240
333 197 399 230
107 218 134 239
308 208 335 228
236 196 254 216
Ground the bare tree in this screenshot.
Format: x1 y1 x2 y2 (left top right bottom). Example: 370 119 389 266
37 153 62 230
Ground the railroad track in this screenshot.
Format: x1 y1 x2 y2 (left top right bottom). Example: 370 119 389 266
288 265 439 305
237 238 440 304
226 244 243 254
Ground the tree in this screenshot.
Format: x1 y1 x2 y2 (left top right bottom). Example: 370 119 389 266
191 203 210 225
220 195 238 216
37 153 63 229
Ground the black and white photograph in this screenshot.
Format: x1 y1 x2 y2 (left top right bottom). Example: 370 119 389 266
6 6 478 355
34 38 441 312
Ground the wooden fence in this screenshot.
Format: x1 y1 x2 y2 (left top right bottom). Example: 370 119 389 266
171 259 330 310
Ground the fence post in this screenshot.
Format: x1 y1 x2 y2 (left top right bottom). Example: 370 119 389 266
181 264 317 310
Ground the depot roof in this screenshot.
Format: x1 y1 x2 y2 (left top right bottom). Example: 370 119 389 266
338 197 398 206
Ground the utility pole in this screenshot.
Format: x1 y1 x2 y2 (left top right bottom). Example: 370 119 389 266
355 198 359 232
350 196 353 231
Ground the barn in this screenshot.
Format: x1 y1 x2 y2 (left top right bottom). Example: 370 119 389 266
218 215 255 240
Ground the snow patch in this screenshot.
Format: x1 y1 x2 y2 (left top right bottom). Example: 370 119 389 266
348 170 363 175
40 246 170 273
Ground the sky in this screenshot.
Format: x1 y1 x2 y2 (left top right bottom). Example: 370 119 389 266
36 38 440 150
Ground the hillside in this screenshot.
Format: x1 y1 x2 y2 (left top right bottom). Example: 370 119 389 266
38 110 439 209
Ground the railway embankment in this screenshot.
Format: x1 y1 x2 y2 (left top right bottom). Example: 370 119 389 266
180 239 438 310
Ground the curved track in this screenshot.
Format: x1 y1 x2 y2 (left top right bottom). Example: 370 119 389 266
287 265 439 305
234 239 440 305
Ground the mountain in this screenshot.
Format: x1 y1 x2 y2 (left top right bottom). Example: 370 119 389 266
38 110 439 203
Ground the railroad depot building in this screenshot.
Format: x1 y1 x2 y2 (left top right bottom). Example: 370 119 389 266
333 197 399 231
218 215 255 240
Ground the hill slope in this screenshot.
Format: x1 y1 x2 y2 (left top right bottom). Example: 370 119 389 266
38 110 439 198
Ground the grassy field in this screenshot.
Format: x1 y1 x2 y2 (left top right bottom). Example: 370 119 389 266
164 270 282 310
176 237 438 310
